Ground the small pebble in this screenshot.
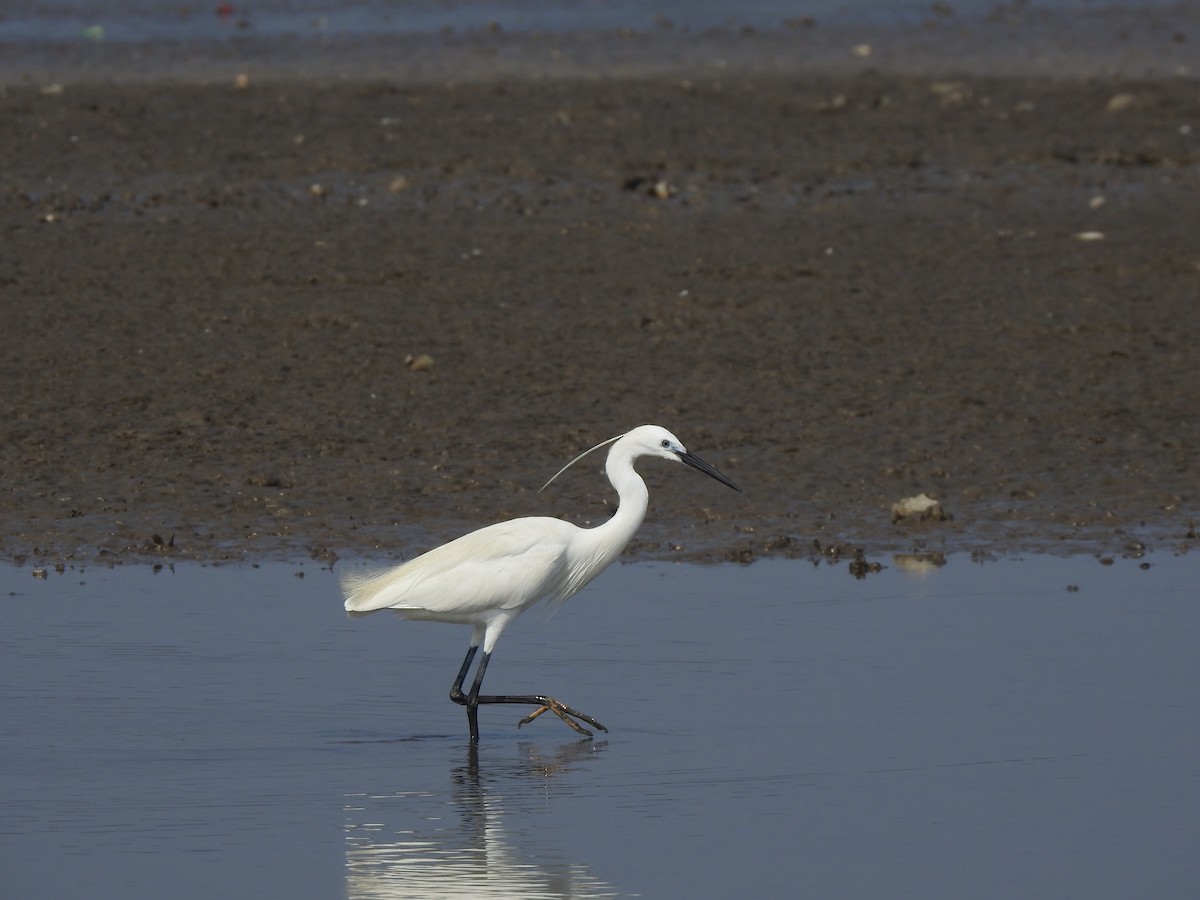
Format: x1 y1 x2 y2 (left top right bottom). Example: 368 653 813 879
1106 92 1137 112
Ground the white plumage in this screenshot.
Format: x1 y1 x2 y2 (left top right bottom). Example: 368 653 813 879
345 520 582 629
340 424 740 742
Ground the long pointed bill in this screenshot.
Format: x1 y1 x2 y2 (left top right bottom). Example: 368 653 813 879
677 450 742 492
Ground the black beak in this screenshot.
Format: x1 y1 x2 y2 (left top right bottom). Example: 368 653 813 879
677 450 742 493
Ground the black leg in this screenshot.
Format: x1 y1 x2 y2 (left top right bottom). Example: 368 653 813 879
449 644 481 742
449 647 607 742
449 644 479 705
487 694 608 737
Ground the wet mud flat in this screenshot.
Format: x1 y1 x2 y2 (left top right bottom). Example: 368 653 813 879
1 51 1198 565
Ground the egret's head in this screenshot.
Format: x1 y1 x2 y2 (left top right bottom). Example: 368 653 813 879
540 424 741 493
625 424 742 492
624 424 686 461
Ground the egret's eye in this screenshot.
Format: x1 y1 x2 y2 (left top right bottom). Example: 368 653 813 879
661 439 670 448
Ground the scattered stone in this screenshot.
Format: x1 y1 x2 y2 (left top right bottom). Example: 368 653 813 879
891 493 946 524
930 81 972 106
651 179 675 199
1105 92 1137 112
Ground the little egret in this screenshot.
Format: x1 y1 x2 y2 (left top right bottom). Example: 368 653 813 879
341 424 741 743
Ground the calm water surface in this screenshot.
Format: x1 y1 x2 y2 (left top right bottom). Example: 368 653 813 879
1 0 1183 43
2 554 1197 898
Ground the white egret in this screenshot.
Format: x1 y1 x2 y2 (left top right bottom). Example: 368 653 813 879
341 424 741 743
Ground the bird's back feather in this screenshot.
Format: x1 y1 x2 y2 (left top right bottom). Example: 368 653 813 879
341 517 586 622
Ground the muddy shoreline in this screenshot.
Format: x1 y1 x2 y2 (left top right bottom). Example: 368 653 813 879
2 34 1198 567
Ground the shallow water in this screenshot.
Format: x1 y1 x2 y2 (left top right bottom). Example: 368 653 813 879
0 0 1184 43
2 554 1197 898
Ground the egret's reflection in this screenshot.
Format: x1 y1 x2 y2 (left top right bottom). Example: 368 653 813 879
345 741 620 899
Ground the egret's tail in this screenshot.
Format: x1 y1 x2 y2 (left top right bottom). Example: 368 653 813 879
340 566 395 615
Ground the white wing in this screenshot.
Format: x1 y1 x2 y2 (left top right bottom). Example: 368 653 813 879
341 517 579 620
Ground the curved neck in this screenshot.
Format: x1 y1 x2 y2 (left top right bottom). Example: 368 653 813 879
578 443 649 568
601 447 650 550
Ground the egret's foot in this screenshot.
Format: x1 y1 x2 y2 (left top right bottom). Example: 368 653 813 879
518 697 608 737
